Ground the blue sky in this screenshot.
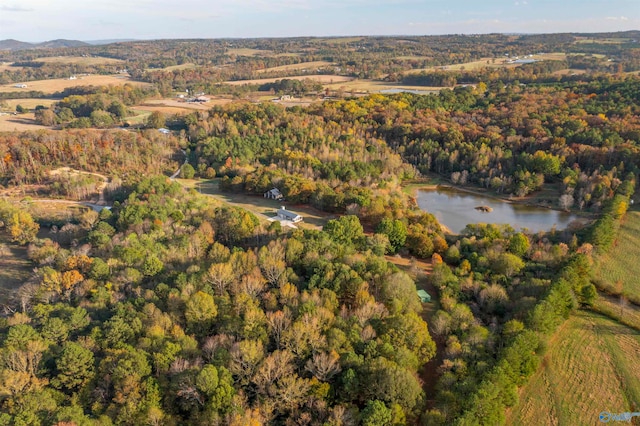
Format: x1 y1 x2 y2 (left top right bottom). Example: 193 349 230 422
0 0 638 42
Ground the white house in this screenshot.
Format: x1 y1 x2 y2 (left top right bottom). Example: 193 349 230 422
14 84 27 88
277 206 302 223
264 188 284 200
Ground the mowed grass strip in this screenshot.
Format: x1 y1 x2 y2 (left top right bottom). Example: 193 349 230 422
506 311 640 426
0 235 32 304
593 210 640 299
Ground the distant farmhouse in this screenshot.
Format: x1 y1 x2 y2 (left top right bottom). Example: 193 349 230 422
276 206 303 223
187 95 210 103
264 188 284 200
13 84 27 88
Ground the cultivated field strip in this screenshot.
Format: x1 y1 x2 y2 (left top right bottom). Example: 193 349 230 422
507 311 639 425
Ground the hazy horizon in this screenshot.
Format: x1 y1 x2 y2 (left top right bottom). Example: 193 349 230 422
1 0 639 43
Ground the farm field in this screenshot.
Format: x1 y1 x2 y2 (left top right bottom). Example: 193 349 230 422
0 113 46 132
34 56 125 66
147 63 196 72
135 97 232 113
255 60 334 74
574 37 634 44
506 310 640 426
1 98 57 110
313 37 365 44
323 79 445 93
225 74 353 86
0 74 149 94
593 210 640 299
401 53 568 75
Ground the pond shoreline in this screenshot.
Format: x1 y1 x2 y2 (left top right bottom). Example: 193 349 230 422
409 183 587 234
406 181 584 214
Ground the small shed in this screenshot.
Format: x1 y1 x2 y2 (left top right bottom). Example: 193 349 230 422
264 188 284 200
277 206 303 223
417 289 431 303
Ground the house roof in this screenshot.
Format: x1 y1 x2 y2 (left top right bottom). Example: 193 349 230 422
277 207 301 220
417 289 431 302
267 188 282 195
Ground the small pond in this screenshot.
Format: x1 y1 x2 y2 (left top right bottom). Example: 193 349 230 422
415 187 580 234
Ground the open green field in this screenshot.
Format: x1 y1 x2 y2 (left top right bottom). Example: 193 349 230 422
506 310 640 426
0 234 31 304
593 210 640 300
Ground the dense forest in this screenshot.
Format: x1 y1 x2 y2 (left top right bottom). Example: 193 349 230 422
0 34 639 425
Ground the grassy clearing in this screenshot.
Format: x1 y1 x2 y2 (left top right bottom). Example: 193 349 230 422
178 179 335 230
0 113 47 132
255 61 334 74
593 210 640 300
401 177 446 196
35 56 125 66
506 310 640 426
314 37 364 45
226 48 273 57
0 75 149 94
147 63 196 72
394 56 432 61
0 234 32 305
323 79 444 93
402 53 568 75
574 38 633 45
1 98 57 110
592 295 640 332
225 75 353 86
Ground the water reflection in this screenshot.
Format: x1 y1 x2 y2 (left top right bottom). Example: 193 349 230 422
416 187 580 234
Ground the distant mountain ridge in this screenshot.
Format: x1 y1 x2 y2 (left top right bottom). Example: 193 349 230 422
0 39 90 51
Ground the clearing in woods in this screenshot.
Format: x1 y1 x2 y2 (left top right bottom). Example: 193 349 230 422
400 53 568 75
255 61 334 74
32 56 125 66
593 210 640 299
178 178 335 230
322 79 444 93
0 234 32 305
506 310 640 426
224 75 353 86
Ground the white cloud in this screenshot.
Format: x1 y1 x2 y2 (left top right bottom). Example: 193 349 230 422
0 5 34 12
